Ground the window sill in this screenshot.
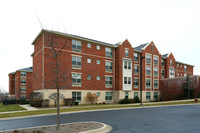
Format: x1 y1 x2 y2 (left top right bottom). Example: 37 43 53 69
105 70 112 73
72 84 81 87
72 49 82 52
105 85 112 88
72 66 82 70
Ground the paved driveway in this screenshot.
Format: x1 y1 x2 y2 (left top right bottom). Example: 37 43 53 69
0 104 200 133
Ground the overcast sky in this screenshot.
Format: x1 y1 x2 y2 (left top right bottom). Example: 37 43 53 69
0 0 200 92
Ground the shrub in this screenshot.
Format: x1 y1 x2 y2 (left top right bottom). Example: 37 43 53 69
20 100 30 105
119 98 132 104
133 97 140 103
86 93 99 104
3 100 20 105
64 98 75 106
31 99 50 107
74 101 79 105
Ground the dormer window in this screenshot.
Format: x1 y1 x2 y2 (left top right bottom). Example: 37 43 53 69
125 49 129 57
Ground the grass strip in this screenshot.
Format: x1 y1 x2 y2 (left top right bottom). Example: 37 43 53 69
0 104 26 112
0 101 199 119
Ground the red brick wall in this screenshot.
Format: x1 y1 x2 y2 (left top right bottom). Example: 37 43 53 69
160 76 200 101
115 40 134 91
141 42 161 92
14 71 32 99
33 31 115 91
9 74 15 95
175 63 193 77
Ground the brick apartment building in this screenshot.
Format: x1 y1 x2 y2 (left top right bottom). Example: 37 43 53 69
8 67 33 99
9 29 195 104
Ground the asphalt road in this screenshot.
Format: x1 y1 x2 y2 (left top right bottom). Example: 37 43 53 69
0 104 200 133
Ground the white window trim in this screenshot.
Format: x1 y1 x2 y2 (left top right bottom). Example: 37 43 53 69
153 55 159 66
134 64 139 75
153 79 159 89
145 78 151 89
145 53 152 65
134 77 139 88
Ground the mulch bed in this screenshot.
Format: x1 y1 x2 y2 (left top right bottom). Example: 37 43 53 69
1 122 104 133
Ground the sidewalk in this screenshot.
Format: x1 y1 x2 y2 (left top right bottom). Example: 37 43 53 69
0 99 199 114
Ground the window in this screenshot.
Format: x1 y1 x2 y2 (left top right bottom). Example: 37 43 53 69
146 92 151 100
181 73 182 76
177 73 179 76
154 92 158 99
125 49 129 57
105 76 112 86
124 77 127 84
184 73 187 77
20 87 26 93
154 67 158 77
181 64 182 67
87 92 91 94
161 59 164 66
72 73 81 86
146 79 151 88
161 69 165 77
21 72 26 77
87 58 91 63
177 64 179 67
105 47 112 57
170 60 173 66
154 80 158 89
184 65 187 72
146 54 151 64
134 92 138 98
21 79 26 85
154 56 158 65
20 95 26 100
134 78 139 88
169 68 175 78
72 40 81 51
97 92 100 97
128 77 131 84
134 53 139 62
72 56 81 67
87 75 91 80
105 92 112 101
97 76 100 80
124 61 131 70
146 66 151 75
124 62 127 69
72 92 81 101
87 43 91 48
134 65 139 74
125 92 129 99
105 61 112 72
96 60 100 64
97 45 100 50
128 62 131 69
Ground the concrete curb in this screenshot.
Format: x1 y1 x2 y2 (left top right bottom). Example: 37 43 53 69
81 122 113 133
0 121 113 133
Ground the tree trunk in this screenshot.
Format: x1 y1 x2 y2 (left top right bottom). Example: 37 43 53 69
56 85 60 133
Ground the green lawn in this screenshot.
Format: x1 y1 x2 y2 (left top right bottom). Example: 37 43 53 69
0 100 199 118
0 103 26 112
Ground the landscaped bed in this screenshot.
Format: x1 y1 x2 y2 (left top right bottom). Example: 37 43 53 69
0 122 104 133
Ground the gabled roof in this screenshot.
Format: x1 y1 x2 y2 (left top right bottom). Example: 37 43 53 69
134 43 148 52
161 53 169 59
32 29 115 47
9 67 33 75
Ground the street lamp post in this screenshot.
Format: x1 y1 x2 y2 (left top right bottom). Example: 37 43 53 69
140 56 145 106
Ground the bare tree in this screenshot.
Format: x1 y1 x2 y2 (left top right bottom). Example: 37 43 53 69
49 93 65 107
44 31 70 133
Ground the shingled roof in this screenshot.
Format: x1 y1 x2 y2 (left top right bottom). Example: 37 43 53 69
161 53 169 58
134 43 148 52
9 67 33 75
